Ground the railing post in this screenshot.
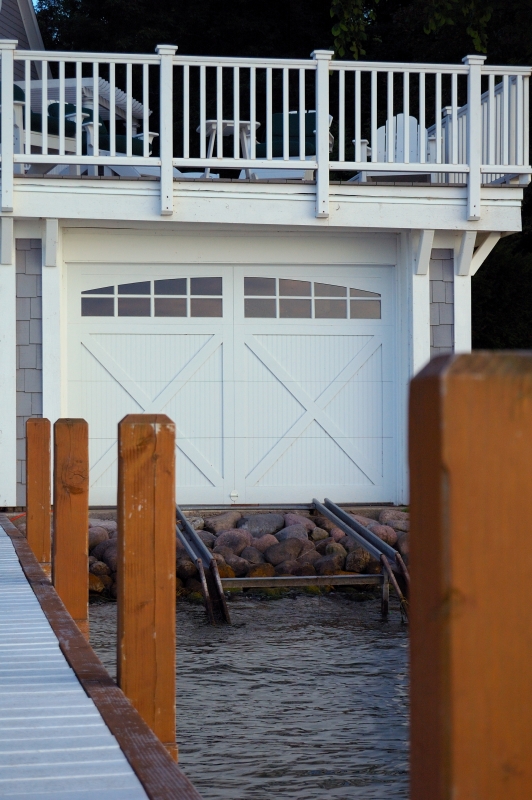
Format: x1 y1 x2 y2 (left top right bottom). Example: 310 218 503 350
409 352 532 800
26 418 51 577
117 414 177 760
312 50 333 219
0 40 17 213
52 418 89 638
463 55 486 221
156 45 177 217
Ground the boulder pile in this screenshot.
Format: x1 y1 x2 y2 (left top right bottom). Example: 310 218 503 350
83 507 409 598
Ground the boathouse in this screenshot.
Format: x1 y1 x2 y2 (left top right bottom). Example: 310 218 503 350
0 2 529 507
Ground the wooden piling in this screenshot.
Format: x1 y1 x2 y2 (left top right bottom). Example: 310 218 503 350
117 414 177 761
409 353 532 800
52 418 89 639
26 418 51 576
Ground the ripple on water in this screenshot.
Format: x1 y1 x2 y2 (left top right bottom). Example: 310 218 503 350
90 592 409 800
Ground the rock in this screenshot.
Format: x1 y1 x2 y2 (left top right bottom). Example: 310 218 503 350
389 518 410 533
89 518 117 531
274 560 300 575
329 527 346 543
99 542 117 572
345 547 371 573
89 573 105 593
240 546 265 565
247 562 275 578
224 554 249 577
310 527 329 542
350 514 376 527
264 538 305 566
187 516 204 531
379 509 409 525
176 577 184 591
396 532 409 562
253 534 280 553
365 557 382 574
315 537 334 555
99 574 113 590
367 523 398 547
110 582 118 599
203 511 242 534
293 563 316 576
215 529 252 555
90 539 114 561
299 539 315 554
275 524 309 543
212 545 236 561
176 556 198 581
217 563 236 578
325 542 347 560
108 530 118 540
90 560 111 577
313 515 337 533
297 549 321 566
212 552 226 565
88 526 109 551
197 531 216 548
186 578 204 594
283 513 315 531
88 555 97 566
237 513 285 537
315 554 344 575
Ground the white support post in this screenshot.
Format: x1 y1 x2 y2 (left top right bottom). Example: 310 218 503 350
463 55 486 221
413 229 435 275
408 232 431 374
0 41 17 213
42 220 63 427
455 230 477 276
454 273 472 353
0 216 16 504
312 50 333 219
156 45 177 217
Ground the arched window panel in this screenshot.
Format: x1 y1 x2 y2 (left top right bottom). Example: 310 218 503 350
244 279 381 319
81 278 223 317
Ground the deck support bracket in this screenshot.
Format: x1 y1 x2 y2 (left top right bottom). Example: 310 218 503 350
413 229 435 275
455 230 477 276
470 231 501 276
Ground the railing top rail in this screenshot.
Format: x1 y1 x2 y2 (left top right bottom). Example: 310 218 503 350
13 50 161 65
173 54 315 68
329 60 470 74
482 65 531 76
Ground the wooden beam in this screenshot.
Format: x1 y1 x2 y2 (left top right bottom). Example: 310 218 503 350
455 230 477 276
470 231 501 276
413 229 435 275
410 352 532 800
117 414 177 760
26 418 51 576
52 418 89 638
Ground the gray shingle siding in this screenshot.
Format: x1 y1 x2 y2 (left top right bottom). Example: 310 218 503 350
430 248 454 359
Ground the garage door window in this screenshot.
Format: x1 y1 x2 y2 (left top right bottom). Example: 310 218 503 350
81 278 223 318
244 278 381 319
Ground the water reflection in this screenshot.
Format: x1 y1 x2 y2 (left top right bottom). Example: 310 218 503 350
90 592 409 799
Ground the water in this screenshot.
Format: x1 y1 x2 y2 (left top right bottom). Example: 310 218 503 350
90 592 409 800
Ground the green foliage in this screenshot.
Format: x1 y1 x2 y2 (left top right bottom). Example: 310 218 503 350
330 0 380 59
422 0 493 53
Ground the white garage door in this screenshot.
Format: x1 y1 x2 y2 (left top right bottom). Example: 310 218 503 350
67 263 395 505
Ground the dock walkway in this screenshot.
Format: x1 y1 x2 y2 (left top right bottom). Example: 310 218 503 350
0 526 148 799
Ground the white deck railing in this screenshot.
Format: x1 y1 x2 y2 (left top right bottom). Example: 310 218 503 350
0 41 529 219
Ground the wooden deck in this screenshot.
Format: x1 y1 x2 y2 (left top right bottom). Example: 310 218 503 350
0 517 203 800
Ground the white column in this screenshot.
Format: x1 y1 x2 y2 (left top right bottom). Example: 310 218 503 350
156 45 177 217
454 273 472 353
312 50 334 219
409 237 431 375
463 54 486 221
42 219 63 425
0 217 16 504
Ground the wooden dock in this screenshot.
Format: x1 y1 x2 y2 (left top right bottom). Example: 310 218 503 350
0 516 202 800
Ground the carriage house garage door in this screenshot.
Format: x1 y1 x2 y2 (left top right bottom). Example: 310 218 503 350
67 264 396 505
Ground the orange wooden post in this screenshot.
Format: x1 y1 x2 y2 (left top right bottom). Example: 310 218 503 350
26 418 51 577
409 352 532 800
52 418 89 639
117 414 177 760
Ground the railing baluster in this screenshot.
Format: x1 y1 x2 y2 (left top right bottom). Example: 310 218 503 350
451 72 458 164
109 61 116 157
233 66 239 159
403 71 410 163
126 62 132 157
250 66 256 159
183 64 190 159
435 72 442 163
42 60 48 156
92 61 99 156
282 68 289 160
200 65 206 159
488 73 495 166
523 76 529 170
216 66 223 159
142 63 149 158
419 72 426 163
371 70 377 162
502 74 509 165
338 69 345 162
266 67 272 160
24 57 31 156
354 69 361 162
516 74 523 166
299 68 305 160
75 60 82 156
387 71 393 162
59 59 65 156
